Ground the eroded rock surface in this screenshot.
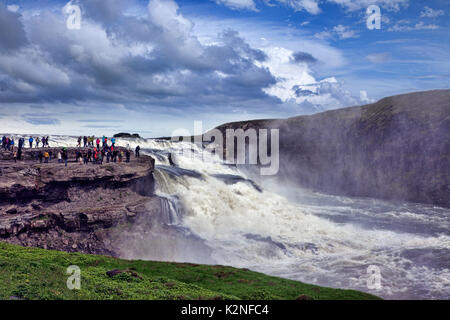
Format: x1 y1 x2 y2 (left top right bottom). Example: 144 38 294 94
0 148 161 256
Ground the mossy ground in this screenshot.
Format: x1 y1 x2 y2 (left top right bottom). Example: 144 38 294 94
0 242 380 300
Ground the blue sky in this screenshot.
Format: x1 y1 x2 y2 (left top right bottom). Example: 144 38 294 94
0 0 449 137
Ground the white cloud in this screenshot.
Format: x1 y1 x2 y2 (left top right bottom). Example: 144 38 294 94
275 0 321 14
273 0 408 14
216 0 410 15
359 90 374 104
314 25 358 40
256 47 362 111
215 0 257 11
314 30 333 40
420 6 445 18
257 46 315 102
7 4 19 12
190 16 346 69
148 0 194 36
333 24 359 39
388 21 439 32
326 0 409 12
218 0 321 14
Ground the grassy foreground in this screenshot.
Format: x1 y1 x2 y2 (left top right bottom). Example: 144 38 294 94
0 242 380 300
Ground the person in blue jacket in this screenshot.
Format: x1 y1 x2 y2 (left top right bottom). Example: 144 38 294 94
29 137 34 148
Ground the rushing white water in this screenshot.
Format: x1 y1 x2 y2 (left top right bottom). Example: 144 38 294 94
10 134 450 299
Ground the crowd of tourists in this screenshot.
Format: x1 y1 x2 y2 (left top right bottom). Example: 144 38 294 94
1 135 141 165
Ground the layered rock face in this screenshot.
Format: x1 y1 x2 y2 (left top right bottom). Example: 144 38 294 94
0 148 162 256
212 89 450 207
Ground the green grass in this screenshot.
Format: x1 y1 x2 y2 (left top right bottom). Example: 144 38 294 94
0 242 380 300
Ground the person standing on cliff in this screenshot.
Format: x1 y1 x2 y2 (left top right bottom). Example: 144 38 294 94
77 136 82 147
62 148 68 167
44 151 49 163
17 137 24 160
28 137 33 148
135 145 140 158
35 137 40 148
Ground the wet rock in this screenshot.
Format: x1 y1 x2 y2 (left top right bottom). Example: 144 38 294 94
106 269 142 279
6 208 17 215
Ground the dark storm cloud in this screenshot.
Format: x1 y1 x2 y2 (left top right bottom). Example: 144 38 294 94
0 3 28 52
0 0 280 116
292 51 318 63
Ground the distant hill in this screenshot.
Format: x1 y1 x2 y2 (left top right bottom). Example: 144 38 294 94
113 132 141 138
211 89 450 207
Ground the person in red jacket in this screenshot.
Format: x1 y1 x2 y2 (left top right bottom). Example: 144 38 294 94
96 138 100 149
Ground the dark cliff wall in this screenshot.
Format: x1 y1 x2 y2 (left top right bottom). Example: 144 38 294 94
213 90 450 207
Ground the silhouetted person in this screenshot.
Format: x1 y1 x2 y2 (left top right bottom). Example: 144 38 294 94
135 145 140 158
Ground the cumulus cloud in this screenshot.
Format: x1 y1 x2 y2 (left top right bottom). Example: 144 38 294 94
257 47 363 111
0 0 278 113
359 90 374 104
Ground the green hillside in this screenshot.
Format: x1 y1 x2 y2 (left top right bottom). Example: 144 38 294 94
0 242 380 300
